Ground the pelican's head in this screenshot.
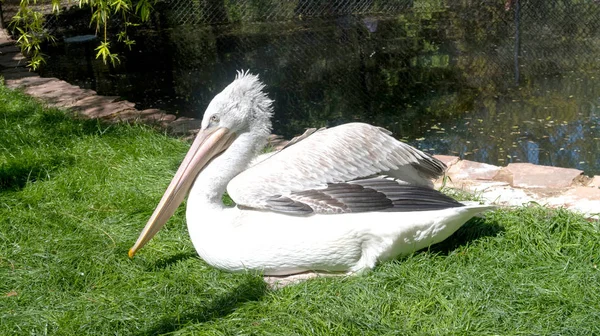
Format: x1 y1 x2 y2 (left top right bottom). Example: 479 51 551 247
200 70 273 137
128 71 273 258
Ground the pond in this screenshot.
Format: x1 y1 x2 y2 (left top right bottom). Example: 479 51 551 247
39 7 600 175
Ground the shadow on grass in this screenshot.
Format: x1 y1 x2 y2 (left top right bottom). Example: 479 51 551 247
428 217 504 255
138 275 268 336
148 251 199 271
0 155 76 191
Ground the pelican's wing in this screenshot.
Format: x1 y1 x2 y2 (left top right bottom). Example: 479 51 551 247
227 123 452 215
279 127 326 150
248 128 326 167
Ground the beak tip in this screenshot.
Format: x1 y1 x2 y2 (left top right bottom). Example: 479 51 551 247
128 248 136 259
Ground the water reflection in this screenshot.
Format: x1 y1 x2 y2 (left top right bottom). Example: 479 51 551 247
39 8 600 174
413 73 600 173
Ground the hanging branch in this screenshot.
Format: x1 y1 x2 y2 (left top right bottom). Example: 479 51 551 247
9 0 156 70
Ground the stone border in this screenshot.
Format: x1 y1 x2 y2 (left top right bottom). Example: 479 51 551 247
0 30 182 131
2 29 599 219
434 157 599 218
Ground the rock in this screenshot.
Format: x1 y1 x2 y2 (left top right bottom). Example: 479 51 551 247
70 96 136 119
168 117 202 135
0 31 13 47
4 76 56 89
474 181 537 207
0 45 20 54
112 108 176 124
0 68 38 80
264 272 341 289
24 80 95 107
546 186 600 218
497 163 584 189
64 35 97 44
0 51 26 68
446 160 501 181
433 155 460 168
22 78 66 93
588 176 600 188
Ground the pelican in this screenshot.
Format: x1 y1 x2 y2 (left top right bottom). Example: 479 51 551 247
129 71 494 276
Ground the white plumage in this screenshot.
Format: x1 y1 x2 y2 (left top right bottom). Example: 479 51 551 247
228 122 444 210
129 71 495 276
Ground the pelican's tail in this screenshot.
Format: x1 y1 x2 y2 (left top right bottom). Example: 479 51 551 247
461 203 499 218
420 204 498 248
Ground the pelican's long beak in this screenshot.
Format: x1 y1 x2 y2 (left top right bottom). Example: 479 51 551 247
128 127 236 258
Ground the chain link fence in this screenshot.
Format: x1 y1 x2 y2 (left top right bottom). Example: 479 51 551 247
2 0 600 171
6 1 597 125
0 0 72 31
154 0 600 119
3 1 600 113
164 0 415 26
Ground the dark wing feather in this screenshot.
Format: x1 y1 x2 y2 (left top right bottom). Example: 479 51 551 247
264 177 464 215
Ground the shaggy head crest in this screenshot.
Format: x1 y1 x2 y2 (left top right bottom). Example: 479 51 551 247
201 70 274 135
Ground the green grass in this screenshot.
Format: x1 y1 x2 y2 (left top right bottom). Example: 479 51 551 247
1 83 600 335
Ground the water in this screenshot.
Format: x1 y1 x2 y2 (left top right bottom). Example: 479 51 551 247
39 10 600 175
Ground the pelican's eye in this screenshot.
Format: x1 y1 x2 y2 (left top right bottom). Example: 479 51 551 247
210 115 220 123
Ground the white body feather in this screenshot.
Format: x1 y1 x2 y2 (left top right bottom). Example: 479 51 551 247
187 199 493 275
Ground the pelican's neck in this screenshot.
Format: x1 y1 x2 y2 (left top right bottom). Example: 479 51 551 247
187 130 267 212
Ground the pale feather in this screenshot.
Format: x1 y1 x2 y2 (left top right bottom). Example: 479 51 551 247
227 122 446 211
